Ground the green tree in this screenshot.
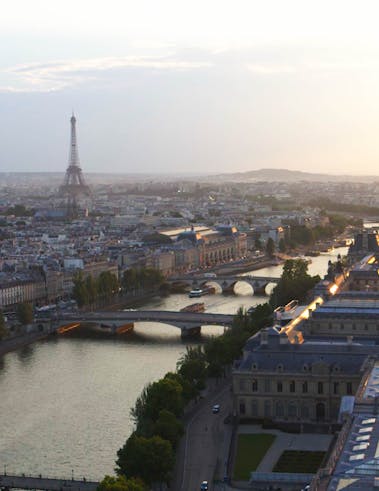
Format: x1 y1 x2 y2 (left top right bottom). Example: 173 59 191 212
177 346 207 391
131 377 184 432
72 271 88 307
164 371 198 403
85 275 98 304
122 268 138 293
97 475 148 491
116 434 174 486
265 237 275 258
270 259 320 308
278 238 286 253
16 302 33 325
153 409 184 447
98 271 119 301
122 268 164 293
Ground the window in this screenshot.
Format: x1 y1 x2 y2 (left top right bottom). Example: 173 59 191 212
347 382 353 395
239 379 246 391
239 401 246 415
251 400 258 417
264 379 271 393
318 382 324 394
340 323 344 330
302 381 308 393
289 380 295 393
333 382 339 395
288 402 297 418
277 381 283 393
264 400 271 418
301 405 310 419
252 379 258 392
275 401 284 417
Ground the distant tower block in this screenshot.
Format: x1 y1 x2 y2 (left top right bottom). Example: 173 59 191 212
59 114 91 217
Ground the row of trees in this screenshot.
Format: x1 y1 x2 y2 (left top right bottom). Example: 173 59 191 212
258 214 359 256
72 271 119 308
121 268 166 295
105 304 273 490
72 267 167 308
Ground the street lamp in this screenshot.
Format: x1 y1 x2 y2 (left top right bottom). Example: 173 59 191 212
4 464 7 475
71 469 74 481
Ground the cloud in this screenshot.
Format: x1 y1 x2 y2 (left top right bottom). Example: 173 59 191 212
0 55 212 93
247 63 296 74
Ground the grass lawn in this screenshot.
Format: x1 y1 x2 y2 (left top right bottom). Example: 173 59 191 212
233 433 276 480
273 450 326 474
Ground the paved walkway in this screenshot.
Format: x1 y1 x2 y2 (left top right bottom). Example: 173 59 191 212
238 425 333 472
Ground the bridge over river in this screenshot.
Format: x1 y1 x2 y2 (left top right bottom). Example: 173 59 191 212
49 310 235 337
168 274 280 295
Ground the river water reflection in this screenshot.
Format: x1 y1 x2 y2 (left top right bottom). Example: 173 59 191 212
0 248 347 480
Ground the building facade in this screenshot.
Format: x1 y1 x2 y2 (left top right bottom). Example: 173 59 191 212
233 327 372 424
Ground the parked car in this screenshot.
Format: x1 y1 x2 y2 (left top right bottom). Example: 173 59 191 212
200 481 209 490
212 404 220 414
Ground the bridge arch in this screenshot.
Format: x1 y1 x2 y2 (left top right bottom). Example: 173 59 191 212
231 280 255 295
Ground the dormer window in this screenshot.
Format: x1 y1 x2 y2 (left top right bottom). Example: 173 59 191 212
252 363 258 370
302 364 309 372
277 364 284 372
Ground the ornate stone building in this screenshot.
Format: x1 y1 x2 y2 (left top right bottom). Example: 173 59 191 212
232 327 376 424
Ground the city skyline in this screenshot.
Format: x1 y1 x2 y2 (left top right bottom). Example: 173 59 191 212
2 1 379 175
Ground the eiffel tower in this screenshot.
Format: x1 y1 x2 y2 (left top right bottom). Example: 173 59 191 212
60 114 91 217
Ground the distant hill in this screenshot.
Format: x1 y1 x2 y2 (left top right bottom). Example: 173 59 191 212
208 168 379 183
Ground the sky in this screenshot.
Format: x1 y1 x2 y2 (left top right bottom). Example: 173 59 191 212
2 0 379 175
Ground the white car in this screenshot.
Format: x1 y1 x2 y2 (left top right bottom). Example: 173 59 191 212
212 404 220 414
200 481 209 490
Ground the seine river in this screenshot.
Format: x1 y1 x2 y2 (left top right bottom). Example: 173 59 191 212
0 248 347 480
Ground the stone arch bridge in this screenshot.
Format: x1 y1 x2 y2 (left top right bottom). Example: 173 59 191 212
168 274 280 295
48 310 235 338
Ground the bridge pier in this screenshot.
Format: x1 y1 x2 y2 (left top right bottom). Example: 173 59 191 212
181 326 201 338
253 286 268 296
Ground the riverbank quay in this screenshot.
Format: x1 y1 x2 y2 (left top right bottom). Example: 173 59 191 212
0 331 50 357
0 473 99 491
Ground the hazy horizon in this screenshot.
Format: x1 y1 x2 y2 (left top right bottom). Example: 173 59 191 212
2 1 379 175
